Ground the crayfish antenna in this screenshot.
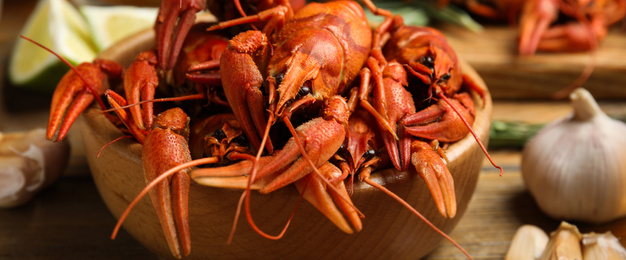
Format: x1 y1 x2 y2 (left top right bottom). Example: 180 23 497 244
100 94 206 114
360 174 473 260
551 10 598 100
110 157 218 240
19 35 107 110
551 51 595 99
233 0 259 31
438 93 503 176
97 135 133 158
227 112 298 243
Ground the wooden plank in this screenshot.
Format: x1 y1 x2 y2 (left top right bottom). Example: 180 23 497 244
0 177 155 260
442 25 626 100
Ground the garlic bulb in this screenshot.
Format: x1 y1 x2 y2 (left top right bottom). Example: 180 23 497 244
521 88 626 224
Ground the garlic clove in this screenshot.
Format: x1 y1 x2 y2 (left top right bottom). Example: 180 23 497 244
582 231 626 260
505 224 549 260
540 222 583 260
521 88 626 224
0 156 41 207
0 128 70 208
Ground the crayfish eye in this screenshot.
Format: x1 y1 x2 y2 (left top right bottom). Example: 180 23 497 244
232 133 248 146
419 55 435 70
364 149 376 159
212 129 226 141
440 72 451 82
296 83 311 99
275 74 285 86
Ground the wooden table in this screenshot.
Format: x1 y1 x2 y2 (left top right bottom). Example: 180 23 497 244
1 1 626 259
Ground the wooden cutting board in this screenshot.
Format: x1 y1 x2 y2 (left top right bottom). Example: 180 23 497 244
441 25 626 100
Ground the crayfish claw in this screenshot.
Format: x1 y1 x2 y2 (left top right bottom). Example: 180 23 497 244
220 30 274 153
402 93 474 144
410 140 456 218
124 50 159 130
536 23 604 52
295 162 362 234
155 0 206 71
47 59 123 142
142 108 192 258
518 0 559 55
48 86 95 142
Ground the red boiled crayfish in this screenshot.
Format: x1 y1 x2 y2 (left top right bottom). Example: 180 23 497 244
333 89 473 258
332 104 385 194
172 23 229 89
24 35 196 258
155 0 306 71
351 15 502 220
186 0 391 240
26 32 217 258
209 0 388 154
106 28 251 259
355 57 458 218
115 95 362 242
440 0 625 54
28 35 124 142
515 0 625 98
518 0 626 55
105 74 194 258
137 107 193 258
106 33 253 256
191 95 363 235
45 58 122 142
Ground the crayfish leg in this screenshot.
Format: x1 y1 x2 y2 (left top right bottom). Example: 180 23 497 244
410 140 456 218
295 162 362 234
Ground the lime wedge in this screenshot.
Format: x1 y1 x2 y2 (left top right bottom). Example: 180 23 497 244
9 0 98 94
79 5 158 52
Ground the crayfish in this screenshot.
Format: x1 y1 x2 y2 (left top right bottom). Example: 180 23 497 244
440 0 626 98
439 0 626 55
33 0 503 259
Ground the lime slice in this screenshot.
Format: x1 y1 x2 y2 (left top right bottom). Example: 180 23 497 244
80 5 158 52
9 0 98 94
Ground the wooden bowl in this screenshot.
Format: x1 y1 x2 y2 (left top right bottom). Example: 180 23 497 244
81 29 492 259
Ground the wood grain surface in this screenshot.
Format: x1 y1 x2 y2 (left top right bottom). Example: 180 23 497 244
1 1 625 259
